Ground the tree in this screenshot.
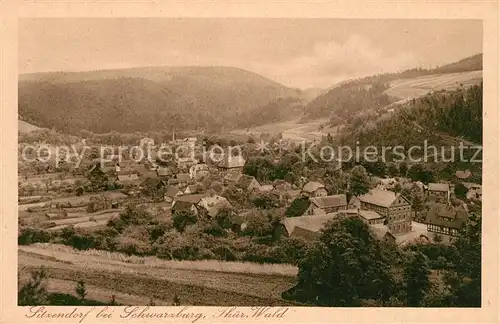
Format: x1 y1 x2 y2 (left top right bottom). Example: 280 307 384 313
214 207 235 230
173 294 181 306
399 162 408 176
349 165 370 196
75 186 85 196
242 210 273 237
454 183 469 199
403 251 431 306
75 280 87 303
445 213 481 306
295 217 394 306
252 192 280 209
387 163 399 177
284 197 310 218
172 211 197 233
407 163 434 184
18 267 49 305
433 234 443 243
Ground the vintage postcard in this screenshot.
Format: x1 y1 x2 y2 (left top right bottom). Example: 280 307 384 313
1 1 499 324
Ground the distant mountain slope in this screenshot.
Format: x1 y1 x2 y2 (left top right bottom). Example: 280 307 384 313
302 54 483 123
19 66 301 134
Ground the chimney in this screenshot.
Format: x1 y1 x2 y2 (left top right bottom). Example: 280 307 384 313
172 126 175 142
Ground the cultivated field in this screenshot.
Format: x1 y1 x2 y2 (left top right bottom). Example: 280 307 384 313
231 118 338 143
18 191 128 211
385 70 482 100
18 244 300 306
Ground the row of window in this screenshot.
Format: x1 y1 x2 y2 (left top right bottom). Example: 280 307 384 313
389 222 411 233
427 224 459 236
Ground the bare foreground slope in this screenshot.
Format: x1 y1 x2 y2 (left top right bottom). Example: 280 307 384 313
18 244 299 306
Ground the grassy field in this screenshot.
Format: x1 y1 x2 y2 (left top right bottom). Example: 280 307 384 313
18 244 300 306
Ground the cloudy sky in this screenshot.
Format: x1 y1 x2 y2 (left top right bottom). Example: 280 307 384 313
19 18 482 89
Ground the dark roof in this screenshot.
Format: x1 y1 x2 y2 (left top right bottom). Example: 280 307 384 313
172 200 194 213
310 194 347 208
426 203 468 229
141 177 165 188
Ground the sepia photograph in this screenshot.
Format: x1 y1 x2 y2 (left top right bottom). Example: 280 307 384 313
16 17 484 309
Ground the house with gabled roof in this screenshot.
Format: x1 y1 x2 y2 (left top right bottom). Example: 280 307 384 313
197 195 233 218
184 184 199 195
171 200 198 215
164 186 183 203
276 213 340 241
425 203 468 238
354 189 412 234
305 194 348 215
427 183 450 201
235 174 261 192
223 171 243 185
171 193 208 214
116 172 140 186
301 181 328 198
168 173 191 187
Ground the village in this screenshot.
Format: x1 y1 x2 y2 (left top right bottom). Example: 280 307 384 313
18 132 482 251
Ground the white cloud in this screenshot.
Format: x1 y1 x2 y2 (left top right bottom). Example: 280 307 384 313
265 35 418 89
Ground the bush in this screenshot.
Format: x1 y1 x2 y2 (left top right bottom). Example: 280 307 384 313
18 227 52 245
172 211 197 233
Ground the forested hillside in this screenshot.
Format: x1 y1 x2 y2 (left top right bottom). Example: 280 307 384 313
337 82 483 147
19 66 301 134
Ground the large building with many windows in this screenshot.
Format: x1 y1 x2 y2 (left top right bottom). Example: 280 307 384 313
350 189 412 234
